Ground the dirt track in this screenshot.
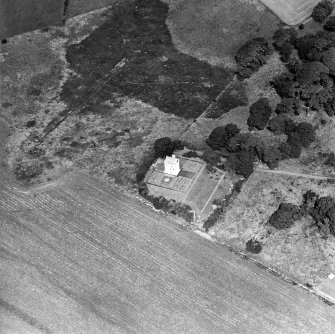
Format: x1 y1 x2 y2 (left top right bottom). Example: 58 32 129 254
1 165 335 333
255 166 335 180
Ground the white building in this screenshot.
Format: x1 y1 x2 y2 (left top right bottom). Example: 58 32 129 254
164 154 181 176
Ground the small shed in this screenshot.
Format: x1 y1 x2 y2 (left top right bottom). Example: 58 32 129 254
164 155 181 176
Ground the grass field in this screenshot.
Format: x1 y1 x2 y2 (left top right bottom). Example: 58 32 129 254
211 171 335 286
0 0 235 191
166 0 281 68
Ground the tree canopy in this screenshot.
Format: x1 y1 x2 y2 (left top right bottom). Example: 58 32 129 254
247 98 272 130
235 38 272 79
312 0 334 23
269 203 302 230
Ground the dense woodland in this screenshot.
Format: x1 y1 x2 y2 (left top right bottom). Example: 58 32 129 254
270 191 335 238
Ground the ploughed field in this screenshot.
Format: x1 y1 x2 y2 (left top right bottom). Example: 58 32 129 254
1 170 335 333
260 0 325 25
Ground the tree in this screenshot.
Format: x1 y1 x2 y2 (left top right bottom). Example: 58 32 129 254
325 152 335 165
280 42 294 63
154 137 175 158
206 124 240 150
257 145 282 169
295 33 330 61
301 190 319 214
235 38 272 79
267 114 294 134
312 0 334 23
271 72 297 98
324 16 335 31
279 141 302 159
295 61 329 85
245 239 262 254
247 98 272 130
226 132 262 153
273 28 297 62
227 149 255 178
275 97 303 115
273 28 297 50
272 63 333 112
322 47 335 75
325 99 335 116
269 203 302 230
289 122 316 148
310 196 335 236
154 137 184 158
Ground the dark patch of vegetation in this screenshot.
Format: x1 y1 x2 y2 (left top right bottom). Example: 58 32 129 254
154 137 184 158
310 196 335 237
226 132 262 153
256 145 282 169
300 190 319 215
275 97 303 115
14 160 44 182
324 16 335 31
295 31 335 62
61 0 233 120
267 191 335 238
2 102 12 108
322 46 335 75
136 150 157 183
268 120 315 160
271 26 335 118
278 141 302 159
206 123 240 150
143 193 194 223
203 207 222 232
267 114 294 134
26 120 36 128
287 122 316 148
324 152 335 166
269 203 302 230
272 61 334 112
273 28 297 62
227 149 256 178
182 151 199 158
245 239 262 254
312 0 333 23
247 98 272 130
235 37 272 79
205 81 248 118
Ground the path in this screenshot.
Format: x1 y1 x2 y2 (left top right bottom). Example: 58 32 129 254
255 166 335 181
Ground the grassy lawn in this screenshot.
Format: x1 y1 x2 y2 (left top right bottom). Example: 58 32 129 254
166 0 281 68
186 168 222 212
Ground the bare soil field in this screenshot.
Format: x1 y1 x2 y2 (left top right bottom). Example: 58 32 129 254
2 167 335 333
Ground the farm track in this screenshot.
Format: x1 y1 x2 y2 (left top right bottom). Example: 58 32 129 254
1 164 335 332
255 167 335 181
